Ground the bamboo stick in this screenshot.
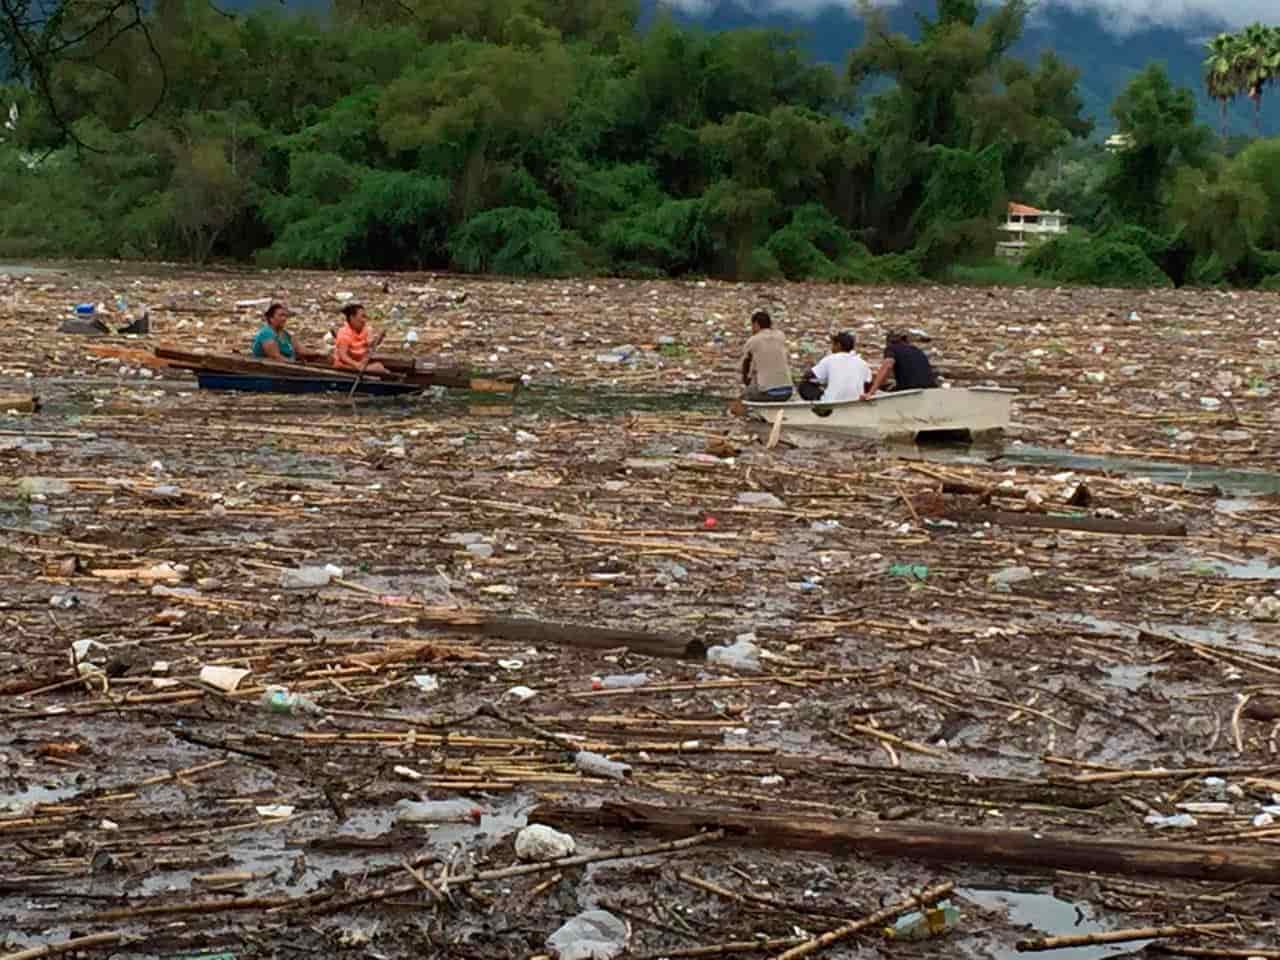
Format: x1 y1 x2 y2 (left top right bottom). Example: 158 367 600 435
1018 922 1274 951
770 882 954 960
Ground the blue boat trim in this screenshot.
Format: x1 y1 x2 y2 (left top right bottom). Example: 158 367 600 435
195 372 423 396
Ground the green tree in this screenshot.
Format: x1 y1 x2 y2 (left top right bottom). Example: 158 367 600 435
1101 64 1212 227
1169 161 1267 277
1231 137 1280 248
378 39 574 218
848 0 1091 256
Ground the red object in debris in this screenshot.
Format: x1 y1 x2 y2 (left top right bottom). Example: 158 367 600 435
704 516 718 529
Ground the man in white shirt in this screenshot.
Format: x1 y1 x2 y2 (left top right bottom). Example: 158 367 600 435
800 331 871 403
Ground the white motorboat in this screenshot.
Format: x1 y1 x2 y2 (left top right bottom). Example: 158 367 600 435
744 386 1017 439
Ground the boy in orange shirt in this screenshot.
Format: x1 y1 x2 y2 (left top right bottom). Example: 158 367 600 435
334 304 389 374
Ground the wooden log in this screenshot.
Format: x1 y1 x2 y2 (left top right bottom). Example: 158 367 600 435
0 393 38 414
530 800 1280 884
468 376 518 394
1151 947 1280 959
1018 922 1271 951
0 932 134 960
1244 697 1280 723
416 608 706 659
958 509 1186 537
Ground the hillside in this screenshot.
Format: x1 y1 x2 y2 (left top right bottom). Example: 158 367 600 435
192 0 1277 132
648 0 1280 134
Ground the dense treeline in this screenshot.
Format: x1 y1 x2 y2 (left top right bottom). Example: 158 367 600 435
0 0 1277 288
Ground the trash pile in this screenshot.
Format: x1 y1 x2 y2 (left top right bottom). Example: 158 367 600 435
2 266 1280 958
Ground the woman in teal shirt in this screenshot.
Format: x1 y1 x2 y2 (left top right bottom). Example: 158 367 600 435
252 303 297 361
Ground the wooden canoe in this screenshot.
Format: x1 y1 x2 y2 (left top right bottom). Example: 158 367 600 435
745 386 1017 438
155 346 520 394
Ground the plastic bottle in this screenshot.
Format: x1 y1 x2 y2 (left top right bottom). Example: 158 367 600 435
396 798 484 824
707 639 762 674
75 303 95 316
575 750 632 781
884 900 960 940
280 566 337 589
262 688 322 715
592 673 648 690
1144 812 1197 829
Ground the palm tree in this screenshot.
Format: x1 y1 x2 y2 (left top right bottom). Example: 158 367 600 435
1267 25 1280 130
1204 32 1243 138
1237 22 1276 135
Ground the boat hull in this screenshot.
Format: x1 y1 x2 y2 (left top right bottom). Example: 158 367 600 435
195 372 423 396
156 346 520 394
745 387 1016 437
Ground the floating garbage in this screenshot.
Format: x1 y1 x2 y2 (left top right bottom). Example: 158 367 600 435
396 799 484 824
547 910 630 960
707 637 762 673
575 751 631 781
515 824 576 861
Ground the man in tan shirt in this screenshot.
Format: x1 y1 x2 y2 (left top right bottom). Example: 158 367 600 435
741 310 794 402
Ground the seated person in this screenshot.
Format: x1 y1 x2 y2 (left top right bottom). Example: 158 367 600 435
251 303 296 361
866 330 938 397
333 303 388 375
798 331 872 402
741 309 793 402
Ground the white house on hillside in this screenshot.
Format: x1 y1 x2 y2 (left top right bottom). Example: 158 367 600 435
996 202 1069 258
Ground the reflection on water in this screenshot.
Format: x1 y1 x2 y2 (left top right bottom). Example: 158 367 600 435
959 888 1148 960
11 372 1280 496
998 445 1280 496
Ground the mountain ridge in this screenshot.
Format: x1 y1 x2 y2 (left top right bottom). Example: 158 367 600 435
647 0 1278 134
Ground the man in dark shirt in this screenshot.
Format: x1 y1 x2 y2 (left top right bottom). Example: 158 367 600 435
866 331 938 397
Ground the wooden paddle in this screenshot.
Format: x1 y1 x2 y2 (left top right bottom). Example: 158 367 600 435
766 407 785 450
348 330 388 399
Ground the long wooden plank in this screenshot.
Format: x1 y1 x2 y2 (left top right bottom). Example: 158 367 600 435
958 509 1187 538
0 394 38 414
530 801 1280 884
416 608 705 659
156 346 366 381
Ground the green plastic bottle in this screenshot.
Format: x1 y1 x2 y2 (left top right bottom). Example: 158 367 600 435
884 900 960 940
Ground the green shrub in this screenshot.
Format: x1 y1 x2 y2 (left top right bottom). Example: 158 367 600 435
1023 234 1171 287
449 207 582 276
833 252 922 285
945 259 1055 287
260 168 450 268
601 197 712 276
765 226 834 279
1189 252 1226 287
1098 223 1172 258
912 218 997 277
743 246 783 281
1250 247 1280 279
763 204 862 280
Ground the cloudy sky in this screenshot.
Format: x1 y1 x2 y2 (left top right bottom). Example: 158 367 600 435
659 0 1269 32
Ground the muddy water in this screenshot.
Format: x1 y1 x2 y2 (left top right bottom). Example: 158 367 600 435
959 888 1147 960
6 368 1280 957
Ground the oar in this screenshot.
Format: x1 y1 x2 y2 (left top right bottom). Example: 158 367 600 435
348 330 387 399
766 407 785 450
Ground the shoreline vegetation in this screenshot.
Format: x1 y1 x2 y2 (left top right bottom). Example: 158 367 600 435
1 1 1279 289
